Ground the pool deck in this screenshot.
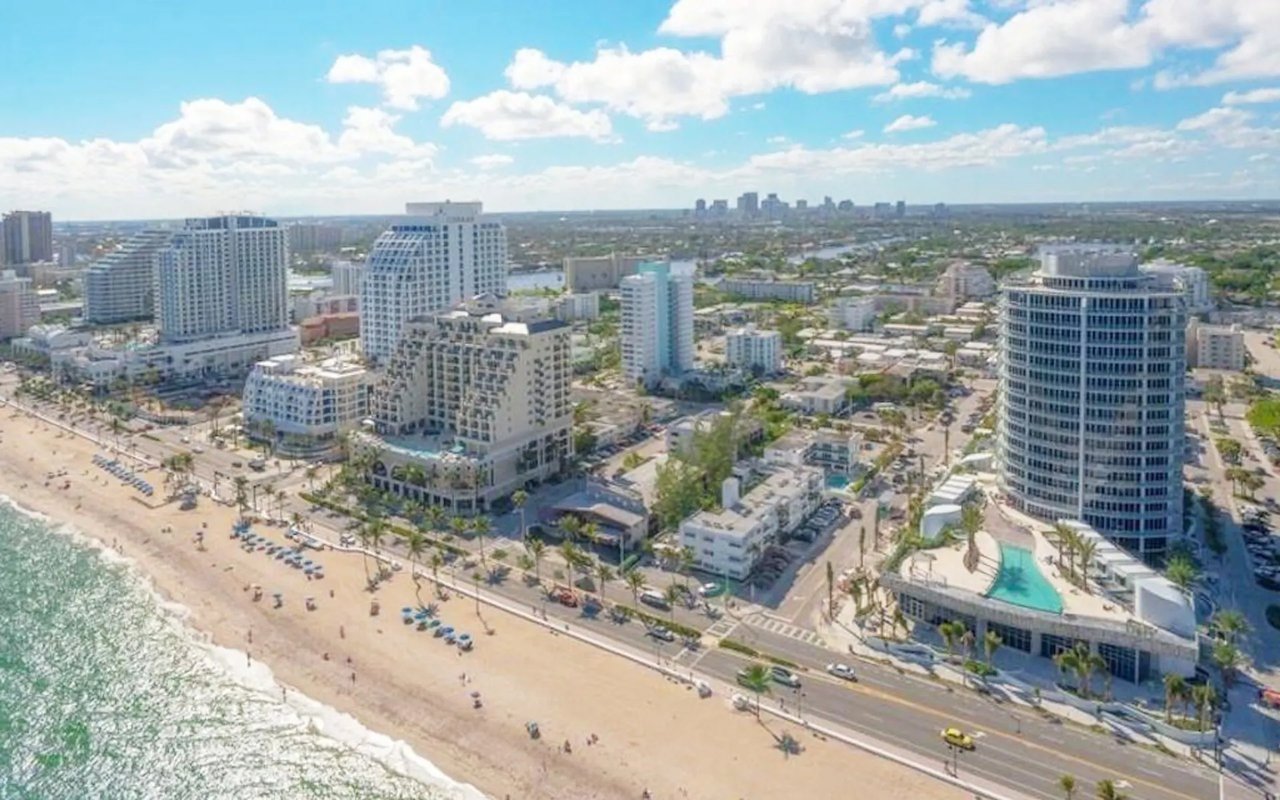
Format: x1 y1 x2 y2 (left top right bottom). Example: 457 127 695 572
900 476 1142 627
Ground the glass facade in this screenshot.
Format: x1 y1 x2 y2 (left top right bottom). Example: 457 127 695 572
997 250 1185 562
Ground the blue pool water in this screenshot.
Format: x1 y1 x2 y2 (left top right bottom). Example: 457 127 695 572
825 474 850 490
985 544 1063 614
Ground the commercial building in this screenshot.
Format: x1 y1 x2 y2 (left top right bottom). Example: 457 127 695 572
554 292 600 321
2 211 53 265
997 245 1185 561
829 296 877 331
360 202 508 362
358 296 572 514
621 262 694 388
563 253 644 292
725 325 782 374
330 260 366 296
83 229 173 325
721 277 816 304
242 355 371 456
287 223 344 255
0 270 40 338
678 464 823 580
293 292 359 322
1187 320 1245 371
936 262 996 301
155 215 290 344
1141 260 1212 314
736 191 759 217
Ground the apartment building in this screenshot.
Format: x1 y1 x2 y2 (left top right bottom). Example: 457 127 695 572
721 277 817 304
359 296 572 514
360 201 507 362
2 211 53 265
725 325 782 374
678 465 823 580
241 355 372 456
554 292 600 321
563 253 644 292
0 270 40 338
330 260 367 295
936 262 996 301
621 262 694 387
1187 320 1245 371
829 296 877 331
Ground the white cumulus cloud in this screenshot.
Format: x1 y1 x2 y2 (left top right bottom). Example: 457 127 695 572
1223 87 1280 105
874 80 972 101
470 154 514 169
884 114 937 132
441 91 613 141
325 45 450 110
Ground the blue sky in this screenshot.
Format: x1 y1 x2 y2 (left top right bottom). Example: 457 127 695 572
2 0 1279 219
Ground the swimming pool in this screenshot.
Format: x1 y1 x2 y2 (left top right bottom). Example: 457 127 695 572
985 544 1063 614
825 474 850 490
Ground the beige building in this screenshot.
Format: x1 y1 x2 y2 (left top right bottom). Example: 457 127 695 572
242 355 371 457
0 270 40 339
1188 320 1245 370
563 253 645 292
359 295 573 514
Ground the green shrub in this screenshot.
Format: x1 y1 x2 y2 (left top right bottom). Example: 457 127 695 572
720 638 759 657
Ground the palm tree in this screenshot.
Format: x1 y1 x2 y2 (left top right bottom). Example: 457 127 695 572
560 513 582 543
424 505 446 534
405 529 428 604
1166 553 1198 594
1053 645 1087 697
594 562 615 606
233 476 250 518
1213 641 1245 687
858 525 867 566
448 515 468 541
559 540 583 590
1051 522 1075 576
847 577 864 615
825 561 835 620
1210 609 1250 644
983 630 1002 671
678 546 696 590
937 620 962 662
429 552 444 597
663 583 681 623
1087 652 1109 701
739 663 772 719
512 489 529 544
1192 683 1217 733
527 538 547 587
1163 673 1187 723
1059 774 1077 800
1095 778 1127 800
623 567 645 607
471 516 492 574
1075 538 1097 592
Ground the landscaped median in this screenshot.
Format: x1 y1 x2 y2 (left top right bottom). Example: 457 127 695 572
719 636 800 670
299 491 468 558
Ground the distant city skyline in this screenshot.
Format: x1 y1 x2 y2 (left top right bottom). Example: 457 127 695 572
4 1 1280 219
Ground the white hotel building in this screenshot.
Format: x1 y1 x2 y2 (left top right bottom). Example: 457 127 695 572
620 262 694 388
357 296 573 514
242 355 371 457
360 202 508 362
997 245 1186 562
83 229 173 325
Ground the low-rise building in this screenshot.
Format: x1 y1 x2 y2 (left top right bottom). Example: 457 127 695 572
721 277 817 304
298 312 360 345
725 325 782 374
780 377 851 416
666 410 763 456
1187 320 1245 370
828 296 877 331
555 292 600 321
936 262 996 301
293 291 359 322
241 355 372 457
678 465 823 580
564 253 645 292
764 428 863 474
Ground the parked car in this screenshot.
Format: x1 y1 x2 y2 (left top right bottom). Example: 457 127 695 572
647 626 676 642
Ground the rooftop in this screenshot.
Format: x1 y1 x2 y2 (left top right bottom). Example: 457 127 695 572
684 464 819 540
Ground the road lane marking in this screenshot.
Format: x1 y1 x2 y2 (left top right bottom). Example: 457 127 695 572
709 649 1213 800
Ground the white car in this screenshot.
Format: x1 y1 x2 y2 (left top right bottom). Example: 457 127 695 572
826 663 857 681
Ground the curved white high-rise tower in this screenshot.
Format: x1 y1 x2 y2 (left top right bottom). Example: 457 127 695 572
997 245 1186 562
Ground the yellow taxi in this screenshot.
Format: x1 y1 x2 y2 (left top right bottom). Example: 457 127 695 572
940 727 975 750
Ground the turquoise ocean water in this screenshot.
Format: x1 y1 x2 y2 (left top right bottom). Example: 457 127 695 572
0 498 485 800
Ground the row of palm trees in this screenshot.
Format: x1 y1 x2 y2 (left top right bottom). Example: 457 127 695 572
1051 642 1112 701
1162 673 1219 732
1049 523 1100 593
936 620 1003 672
1058 774 1131 800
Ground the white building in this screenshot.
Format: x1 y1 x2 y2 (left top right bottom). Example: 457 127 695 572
678 465 823 580
293 291 359 323
564 253 644 292
0 270 40 339
828 296 877 331
83 229 173 325
999 245 1185 562
1188 320 1245 371
765 428 863 474
154 215 289 344
555 292 600 321
725 325 782 374
780 377 851 416
721 277 816 304
360 202 508 362
1141 260 1212 314
359 295 572 514
621 262 694 387
330 260 366 296
242 355 371 457
936 262 996 301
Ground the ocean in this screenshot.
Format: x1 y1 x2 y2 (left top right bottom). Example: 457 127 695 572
0 499 485 800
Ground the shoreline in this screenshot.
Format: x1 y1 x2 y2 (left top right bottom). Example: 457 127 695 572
0 403 964 800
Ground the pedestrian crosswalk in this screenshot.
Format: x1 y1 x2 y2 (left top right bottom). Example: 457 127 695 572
745 614 825 647
704 616 739 639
